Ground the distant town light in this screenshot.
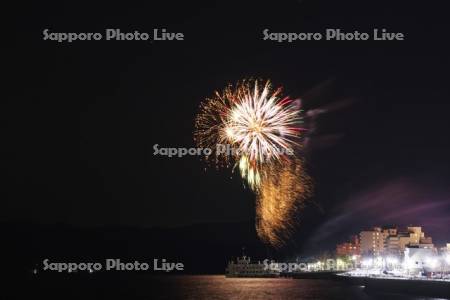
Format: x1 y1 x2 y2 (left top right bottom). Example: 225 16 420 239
362 258 373 267
386 257 399 265
425 257 438 268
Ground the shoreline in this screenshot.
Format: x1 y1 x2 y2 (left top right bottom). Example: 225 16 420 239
339 274 450 298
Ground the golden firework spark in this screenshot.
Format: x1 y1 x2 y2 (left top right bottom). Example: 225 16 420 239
256 159 312 246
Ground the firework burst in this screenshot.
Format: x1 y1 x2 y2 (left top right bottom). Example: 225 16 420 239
194 79 312 246
195 79 304 189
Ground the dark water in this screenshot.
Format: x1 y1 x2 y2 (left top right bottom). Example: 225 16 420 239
29 274 447 300
141 275 446 300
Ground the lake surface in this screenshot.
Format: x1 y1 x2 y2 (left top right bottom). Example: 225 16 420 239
30 274 447 299
144 275 446 300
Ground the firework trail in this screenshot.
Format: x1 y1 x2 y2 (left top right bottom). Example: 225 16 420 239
256 159 312 246
194 79 312 246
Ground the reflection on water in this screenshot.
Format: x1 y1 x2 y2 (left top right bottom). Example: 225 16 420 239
148 275 445 300
30 273 446 299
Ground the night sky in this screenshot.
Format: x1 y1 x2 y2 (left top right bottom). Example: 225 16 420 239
4 0 450 251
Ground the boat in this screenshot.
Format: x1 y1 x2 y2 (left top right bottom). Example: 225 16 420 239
225 255 280 278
